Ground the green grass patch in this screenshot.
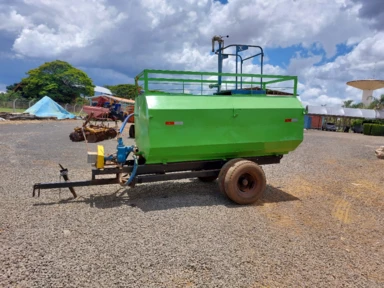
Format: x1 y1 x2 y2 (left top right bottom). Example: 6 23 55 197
0 107 26 113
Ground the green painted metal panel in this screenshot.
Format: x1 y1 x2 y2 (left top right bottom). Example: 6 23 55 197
135 93 305 164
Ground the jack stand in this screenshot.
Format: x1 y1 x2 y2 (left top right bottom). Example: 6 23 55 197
59 164 77 198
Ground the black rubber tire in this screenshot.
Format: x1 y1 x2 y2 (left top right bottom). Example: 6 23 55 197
223 160 266 205
129 124 135 138
197 175 218 182
218 158 243 194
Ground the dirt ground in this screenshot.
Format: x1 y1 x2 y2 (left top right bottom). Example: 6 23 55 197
1 120 383 287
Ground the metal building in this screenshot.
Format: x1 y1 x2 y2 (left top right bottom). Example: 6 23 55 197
304 105 384 130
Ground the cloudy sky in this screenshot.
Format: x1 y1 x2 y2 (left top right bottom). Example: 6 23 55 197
0 0 383 106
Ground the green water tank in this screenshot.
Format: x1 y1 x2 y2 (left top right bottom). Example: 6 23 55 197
134 93 305 164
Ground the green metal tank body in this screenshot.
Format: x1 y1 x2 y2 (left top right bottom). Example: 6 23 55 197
134 93 305 164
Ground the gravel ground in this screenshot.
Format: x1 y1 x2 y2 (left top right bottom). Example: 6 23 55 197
1 120 383 287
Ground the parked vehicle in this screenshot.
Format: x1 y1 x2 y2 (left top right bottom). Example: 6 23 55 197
322 122 337 131
352 124 363 133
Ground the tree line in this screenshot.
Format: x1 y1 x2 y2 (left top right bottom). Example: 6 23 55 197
342 96 384 110
0 60 137 103
2 59 383 109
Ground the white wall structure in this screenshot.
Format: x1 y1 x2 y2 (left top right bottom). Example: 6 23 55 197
362 90 374 106
347 80 384 107
94 86 112 96
307 105 384 119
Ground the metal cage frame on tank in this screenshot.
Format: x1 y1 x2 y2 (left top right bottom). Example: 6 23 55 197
211 35 265 95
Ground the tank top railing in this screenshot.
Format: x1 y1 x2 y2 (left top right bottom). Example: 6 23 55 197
134 69 298 98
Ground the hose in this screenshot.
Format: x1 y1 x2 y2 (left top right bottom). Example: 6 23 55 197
126 154 138 185
118 154 138 186
116 112 137 186
119 113 134 135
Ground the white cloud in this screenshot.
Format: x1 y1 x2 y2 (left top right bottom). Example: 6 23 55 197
0 0 383 107
82 67 134 85
287 54 323 76
199 0 369 58
11 0 127 58
6 0 369 64
292 32 384 105
0 9 30 33
0 83 7 92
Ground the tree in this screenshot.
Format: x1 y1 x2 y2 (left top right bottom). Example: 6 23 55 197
342 100 354 108
350 102 364 109
2 82 27 100
367 94 384 110
0 90 22 101
6 83 21 92
103 84 140 99
20 60 94 103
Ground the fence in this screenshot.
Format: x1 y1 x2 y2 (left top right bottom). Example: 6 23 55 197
0 99 85 114
135 69 298 96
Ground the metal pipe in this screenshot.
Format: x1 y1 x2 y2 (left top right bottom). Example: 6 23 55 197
236 48 238 90
212 35 229 94
243 52 263 61
214 44 264 91
218 41 222 93
260 53 264 90
220 53 243 90
241 60 243 89
13 99 18 112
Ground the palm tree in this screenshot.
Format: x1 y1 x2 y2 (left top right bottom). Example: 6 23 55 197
351 102 364 109
368 94 384 110
342 100 354 108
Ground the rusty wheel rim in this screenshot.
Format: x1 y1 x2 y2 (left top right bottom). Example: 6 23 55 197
237 173 257 194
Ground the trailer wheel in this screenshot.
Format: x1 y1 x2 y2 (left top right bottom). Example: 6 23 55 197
218 158 243 194
129 124 135 138
223 160 266 205
197 175 218 182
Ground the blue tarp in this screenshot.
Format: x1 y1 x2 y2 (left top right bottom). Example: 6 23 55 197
24 96 76 119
